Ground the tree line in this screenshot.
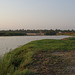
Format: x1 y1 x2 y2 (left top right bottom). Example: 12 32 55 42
0 29 75 36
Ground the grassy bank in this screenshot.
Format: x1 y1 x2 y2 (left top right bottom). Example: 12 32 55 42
57 32 75 36
0 37 75 75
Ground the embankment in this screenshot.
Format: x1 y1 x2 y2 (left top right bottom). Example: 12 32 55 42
0 37 75 75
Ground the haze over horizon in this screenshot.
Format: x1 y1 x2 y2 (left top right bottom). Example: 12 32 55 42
0 0 75 30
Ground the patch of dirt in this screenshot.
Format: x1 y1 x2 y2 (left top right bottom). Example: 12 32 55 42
28 50 75 75
52 50 75 75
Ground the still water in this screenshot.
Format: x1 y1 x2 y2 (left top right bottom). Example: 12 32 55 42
0 35 71 56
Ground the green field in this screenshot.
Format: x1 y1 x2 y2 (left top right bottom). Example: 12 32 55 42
0 37 75 75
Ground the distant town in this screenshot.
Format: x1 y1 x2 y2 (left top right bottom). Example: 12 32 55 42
0 29 75 36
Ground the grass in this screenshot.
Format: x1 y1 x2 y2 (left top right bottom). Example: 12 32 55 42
25 37 75 51
57 32 75 36
0 37 75 75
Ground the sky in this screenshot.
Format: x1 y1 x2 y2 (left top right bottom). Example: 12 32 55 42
0 0 75 30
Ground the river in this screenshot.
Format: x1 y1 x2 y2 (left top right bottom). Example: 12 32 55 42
0 35 71 56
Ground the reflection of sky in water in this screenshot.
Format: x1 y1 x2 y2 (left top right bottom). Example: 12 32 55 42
0 36 71 56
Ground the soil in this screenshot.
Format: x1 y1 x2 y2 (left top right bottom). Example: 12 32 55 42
29 50 75 75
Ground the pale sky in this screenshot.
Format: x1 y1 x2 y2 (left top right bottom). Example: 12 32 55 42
0 0 75 30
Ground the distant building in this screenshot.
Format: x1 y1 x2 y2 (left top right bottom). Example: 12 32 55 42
58 31 62 33
27 33 37 36
26 30 44 36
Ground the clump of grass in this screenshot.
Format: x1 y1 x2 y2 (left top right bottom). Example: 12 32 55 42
0 57 7 75
3 50 34 74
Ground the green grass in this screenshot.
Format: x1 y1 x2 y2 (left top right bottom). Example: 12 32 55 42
25 37 75 51
0 37 75 75
66 37 75 40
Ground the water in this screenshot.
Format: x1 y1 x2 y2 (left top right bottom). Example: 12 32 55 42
0 35 71 56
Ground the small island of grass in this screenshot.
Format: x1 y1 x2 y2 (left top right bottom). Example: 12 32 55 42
0 37 75 75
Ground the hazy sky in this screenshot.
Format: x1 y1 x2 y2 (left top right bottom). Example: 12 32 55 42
0 0 75 30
